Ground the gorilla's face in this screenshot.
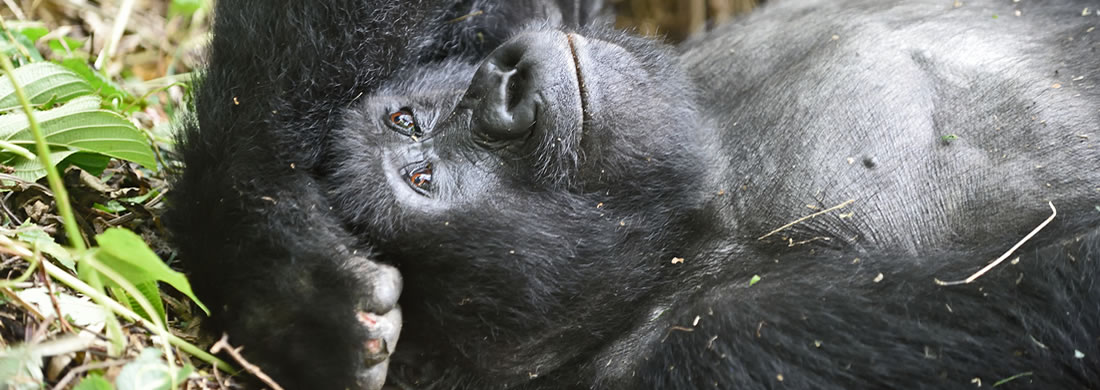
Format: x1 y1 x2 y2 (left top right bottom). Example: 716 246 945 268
328 26 714 363
332 25 708 232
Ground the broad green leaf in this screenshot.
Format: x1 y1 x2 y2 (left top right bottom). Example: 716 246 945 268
73 374 114 390
91 228 209 315
0 62 94 111
0 96 157 170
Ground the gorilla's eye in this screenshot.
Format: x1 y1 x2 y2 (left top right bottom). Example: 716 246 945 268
388 109 423 138
406 163 433 194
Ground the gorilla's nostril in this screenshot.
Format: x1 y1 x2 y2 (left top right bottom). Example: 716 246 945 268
470 47 538 142
493 45 524 71
506 71 526 110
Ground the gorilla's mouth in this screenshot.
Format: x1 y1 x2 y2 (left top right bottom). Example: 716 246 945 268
565 33 589 137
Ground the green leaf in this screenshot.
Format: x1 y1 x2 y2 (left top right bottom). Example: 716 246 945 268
120 189 159 204
14 26 49 42
2 150 76 182
111 283 166 323
16 222 76 271
0 30 44 63
62 152 112 176
94 200 127 214
60 59 135 108
73 374 115 390
91 228 209 315
170 0 204 16
749 274 762 286
0 95 157 171
0 62 94 111
114 349 189 390
0 346 43 390
47 37 86 54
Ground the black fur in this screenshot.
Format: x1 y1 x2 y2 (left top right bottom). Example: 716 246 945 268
170 0 1100 389
167 1 607 388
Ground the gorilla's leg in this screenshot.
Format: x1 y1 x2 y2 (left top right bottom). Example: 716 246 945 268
643 223 1100 389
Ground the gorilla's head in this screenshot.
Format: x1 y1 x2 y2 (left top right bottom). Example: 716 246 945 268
327 24 718 378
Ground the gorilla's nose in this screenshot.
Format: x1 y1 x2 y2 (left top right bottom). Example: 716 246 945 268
467 39 540 142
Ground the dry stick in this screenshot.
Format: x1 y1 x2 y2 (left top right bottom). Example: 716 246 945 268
2 0 26 20
211 334 286 390
51 360 131 390
37 262 75 333
936 202 1057 286
448 10 484 23
757 199 856 241
94 0 136 70
0 286 46 320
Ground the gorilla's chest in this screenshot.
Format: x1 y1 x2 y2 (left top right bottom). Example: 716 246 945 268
682 5 1099 252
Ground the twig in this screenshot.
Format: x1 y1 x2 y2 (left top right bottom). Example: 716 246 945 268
51 360 131 390
2 0 26 20
94 0 136 70
448 10 484 23
936 202 1057 286
1 286 46 320
37 262 75 333
758 199 856 240
211 334 285 390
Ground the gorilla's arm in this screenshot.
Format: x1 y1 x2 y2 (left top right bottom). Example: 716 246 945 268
167 0 606 388
643 221 1100 389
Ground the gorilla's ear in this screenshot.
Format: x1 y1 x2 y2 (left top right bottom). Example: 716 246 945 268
556 0 610 27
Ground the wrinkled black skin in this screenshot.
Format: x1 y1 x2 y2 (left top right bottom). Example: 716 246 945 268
172 0 1100 389
166 0 606 389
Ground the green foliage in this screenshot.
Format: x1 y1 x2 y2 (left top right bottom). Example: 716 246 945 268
0 62 93 110
86 228 210 318
74 374 116 390
114 349 193 390
0 12 229 389
0 345 42 390
0 29 44 64
59 58 139 111
16 222 76 271
170 0 206 17
0 93 157 181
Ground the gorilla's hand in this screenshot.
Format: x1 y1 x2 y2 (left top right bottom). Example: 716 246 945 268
350 257 403 389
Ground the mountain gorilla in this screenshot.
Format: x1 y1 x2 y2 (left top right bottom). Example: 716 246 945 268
169 0 1100 389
